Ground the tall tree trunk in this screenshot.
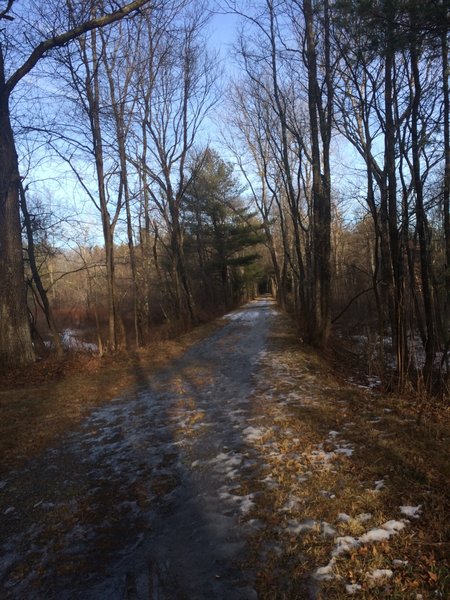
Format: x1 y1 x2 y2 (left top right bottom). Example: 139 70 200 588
102 28 141 348
267 0 307 319
384 5 407 385
0 60 34 366
442 21 450 346
84 28 119 351
19 183 64 357
410 34 436 387
303 0 331 347
170 205 195 325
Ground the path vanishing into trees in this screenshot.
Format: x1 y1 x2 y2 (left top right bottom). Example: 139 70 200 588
0 298 441 599
0 299 278 599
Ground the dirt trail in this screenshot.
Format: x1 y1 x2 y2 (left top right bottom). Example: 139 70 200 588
0 299 278 599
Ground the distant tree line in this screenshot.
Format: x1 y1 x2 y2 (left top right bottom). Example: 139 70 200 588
0 0 448 395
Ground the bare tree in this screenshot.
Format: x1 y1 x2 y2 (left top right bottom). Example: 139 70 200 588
134 2 219 325
0 0 151 366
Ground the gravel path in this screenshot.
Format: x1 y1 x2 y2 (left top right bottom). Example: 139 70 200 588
0 298 279 599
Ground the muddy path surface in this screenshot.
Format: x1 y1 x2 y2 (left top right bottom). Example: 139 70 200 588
0 299 279 599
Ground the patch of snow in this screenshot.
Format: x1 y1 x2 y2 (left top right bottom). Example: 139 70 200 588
400 505 421 519
332 536 360 557
345 583 362 594
61 329 98 352
223 310 262 322
4 506 15 515
338 513 351 522
0 480 7 490
281 497 301 512
383 520 406 533
310 449 335 463
393 559 408 567
285 519 317 535
245 519 263 532
374 479 385 491
360 528 391 543
328 430 340 438
313 558 336 581
366 568 393 581
239 495 255 514
356 513 372 523
360 520 405 543
243 426 265 442
321 522 337 537
335 446 354 457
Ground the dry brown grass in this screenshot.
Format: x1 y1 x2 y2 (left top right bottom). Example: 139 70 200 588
0 320 223 475
238 313 450 599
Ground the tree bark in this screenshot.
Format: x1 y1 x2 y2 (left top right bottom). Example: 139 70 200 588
303 0 332 347
442 21 450 346
410 32 436 386
0 68 34 366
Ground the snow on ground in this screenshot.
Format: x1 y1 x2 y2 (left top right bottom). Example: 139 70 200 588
1 299 283 599
346 583 362 594
348 332 448 375
366 568 394 582
0 298 425 598
312 516 415 585
400 505 422 518
61 329 98 352
246 338 424 595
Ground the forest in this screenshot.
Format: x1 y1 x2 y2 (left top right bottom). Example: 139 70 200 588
0 0 448 398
